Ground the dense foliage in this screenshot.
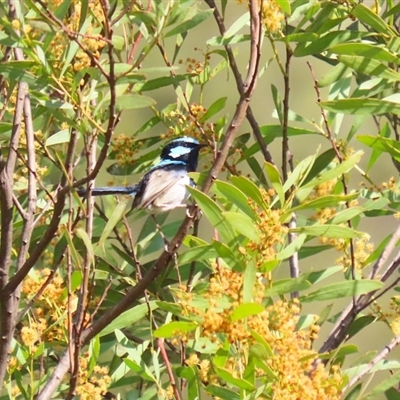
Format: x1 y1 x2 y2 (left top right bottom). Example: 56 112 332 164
2 0 400 399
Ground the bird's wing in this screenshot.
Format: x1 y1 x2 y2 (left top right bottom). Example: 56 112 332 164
134 168 187 210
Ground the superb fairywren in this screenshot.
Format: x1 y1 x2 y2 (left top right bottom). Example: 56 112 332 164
78 137 206 213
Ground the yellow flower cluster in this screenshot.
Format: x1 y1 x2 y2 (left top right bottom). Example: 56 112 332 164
185 353 215 384
372 296 400 336
178 56 206 75
246 189 288 266
20 268 76 348
238 0 284 33
111 134 143 166
75 355 111 400
260 0 284 32
163 103 213 143
335 234 374 271
28 1 106 71
176 263 342 398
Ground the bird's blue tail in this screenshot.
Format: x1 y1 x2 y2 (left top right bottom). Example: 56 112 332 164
77 185 137 197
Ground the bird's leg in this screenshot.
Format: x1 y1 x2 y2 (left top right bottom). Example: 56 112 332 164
151 215 170 251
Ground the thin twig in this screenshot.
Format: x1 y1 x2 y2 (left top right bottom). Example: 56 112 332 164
343 333 400 392
370 223 400 279
158 338 182 400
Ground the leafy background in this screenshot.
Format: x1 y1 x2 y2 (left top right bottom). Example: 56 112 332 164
2 1 400 400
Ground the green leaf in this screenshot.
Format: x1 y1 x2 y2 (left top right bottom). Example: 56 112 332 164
224 11 249 37
75 228 95 267
100 302 158 336
133 75 187 92
364 235 391 266
223 211 260 243
330 43 400 65
291 224 361 239
206 385 241 400
165 9 213 37
212 240 245 271
318 63 352 88
283 32 319 43
301 280 384 303
290 193 359 213
45 129 70 146
302 148 337 184
352 3 394 36
115 94 156 110
276 234 306 261
96 199 128 253
271 84 283 123
123 358 156 382
265 276 312 297
298 245 332 259
265 162 284 205
321 98 400 116
357 135 400 159
199 97 227 122
330 207 365 225
383 388 400 400
207 34 250 46
299 152 362 192
362 370 400 399
231 303 264 321
294 31 370 57
154 321 197 338
279 0 291 15
213 180 257 219
338 55 400 81
187 187 236 242
214 367 255 391
250 330 274 357
347 315 376 339
213 339 230 368
179 245 218 264
285 156 319 199
230 176 267 212
331 344 359 359
306 266 343 285
243 260 257 303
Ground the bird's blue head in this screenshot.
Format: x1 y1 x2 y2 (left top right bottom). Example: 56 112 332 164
160 137 206 172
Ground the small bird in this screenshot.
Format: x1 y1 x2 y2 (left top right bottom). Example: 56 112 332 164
78 137 206 213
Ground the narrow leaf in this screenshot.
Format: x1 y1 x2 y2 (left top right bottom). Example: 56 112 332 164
154 321 197 338
223 212 260 243
100 302 158 336
199 97 227 122
187 187 235 242
231 303 264 321
265 276 312 297
115 94 156 110
96 199 128 252
321 98 400 116
302 280 384 303
265 162 284 205
165 9 213 37
291 224 361 239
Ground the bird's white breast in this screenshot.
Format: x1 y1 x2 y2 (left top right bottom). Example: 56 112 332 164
147 172 191 213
